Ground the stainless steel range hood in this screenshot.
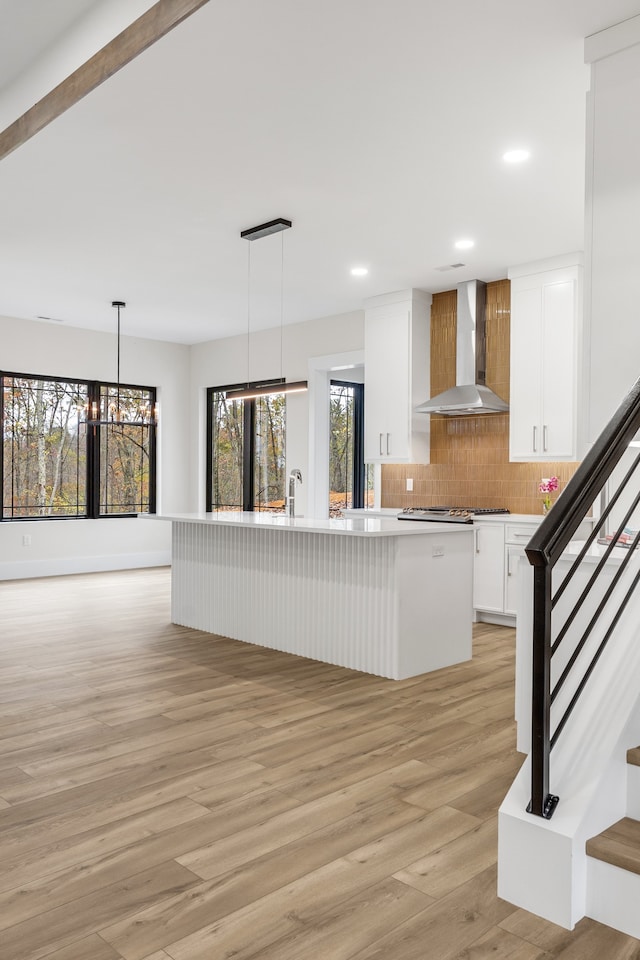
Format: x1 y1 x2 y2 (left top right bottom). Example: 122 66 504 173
416 279 509 416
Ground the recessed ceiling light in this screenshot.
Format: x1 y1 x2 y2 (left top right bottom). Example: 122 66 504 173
454 239 474 251
503 148 530 163
350 266 369 277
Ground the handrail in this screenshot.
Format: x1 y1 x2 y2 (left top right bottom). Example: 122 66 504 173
526 376 640 819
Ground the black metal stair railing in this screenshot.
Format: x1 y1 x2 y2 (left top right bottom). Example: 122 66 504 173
526 377 640 819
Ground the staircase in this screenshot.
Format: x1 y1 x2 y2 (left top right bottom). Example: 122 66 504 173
586 748 640 938
498 377 640 931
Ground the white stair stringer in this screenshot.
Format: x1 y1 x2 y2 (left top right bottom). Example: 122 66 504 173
584 754 640 938
627 761 640 819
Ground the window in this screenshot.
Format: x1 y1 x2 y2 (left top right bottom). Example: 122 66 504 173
207 383 286 512
97 384 156 516
329 380 373 515
2 374 87 518
1 372 156 520
208 390 244 510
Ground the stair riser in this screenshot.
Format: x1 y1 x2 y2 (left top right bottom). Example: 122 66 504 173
586 857 640 939
627 763 640 819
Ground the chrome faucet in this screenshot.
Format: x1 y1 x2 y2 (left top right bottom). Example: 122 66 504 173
287 469 302 517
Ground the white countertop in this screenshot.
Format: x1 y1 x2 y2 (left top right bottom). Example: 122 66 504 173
561 539 632 566
473 513 543 524
341 508 401 518
346 509 552 525
471 512 598 525
152 511 474 538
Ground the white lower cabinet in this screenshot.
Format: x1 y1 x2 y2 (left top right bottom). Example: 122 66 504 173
473 523 505 614
504 543 526 616
474 518 541 623
474 515 595 622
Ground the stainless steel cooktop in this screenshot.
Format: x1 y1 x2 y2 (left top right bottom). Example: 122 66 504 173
397 506 510 523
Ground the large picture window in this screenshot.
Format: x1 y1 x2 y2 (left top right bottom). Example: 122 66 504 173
1 372 156 520
2 375 87 518
207 383 286 512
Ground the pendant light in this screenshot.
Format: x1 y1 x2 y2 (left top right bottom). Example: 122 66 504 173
225 218 308 402
81 300 157 427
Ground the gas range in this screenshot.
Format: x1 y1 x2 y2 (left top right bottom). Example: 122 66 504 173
397 506 510 524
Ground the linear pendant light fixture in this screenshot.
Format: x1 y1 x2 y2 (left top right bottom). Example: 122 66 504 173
225 380 308 401
240 217 292 241
81 301 157 427
226 218 307 402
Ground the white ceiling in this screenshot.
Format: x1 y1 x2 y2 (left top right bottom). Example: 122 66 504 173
0 0 639 344
0 0 104 94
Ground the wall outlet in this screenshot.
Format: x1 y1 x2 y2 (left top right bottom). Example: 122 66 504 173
432 544 444 558
22 534 32 547
406 478 413 491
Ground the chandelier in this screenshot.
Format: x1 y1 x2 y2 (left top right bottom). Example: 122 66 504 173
80 301 157 427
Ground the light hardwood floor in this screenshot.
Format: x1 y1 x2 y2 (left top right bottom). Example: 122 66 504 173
0 567 638 960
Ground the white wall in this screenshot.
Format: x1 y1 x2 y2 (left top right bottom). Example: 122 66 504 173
188 310 364 517
0 314 190 578
1 305 364 577
585 17 640 442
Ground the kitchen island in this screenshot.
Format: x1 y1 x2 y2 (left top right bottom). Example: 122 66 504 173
155 512 473 680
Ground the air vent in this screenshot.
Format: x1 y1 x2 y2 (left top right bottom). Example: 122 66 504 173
434 263 466 272
36 315 65 322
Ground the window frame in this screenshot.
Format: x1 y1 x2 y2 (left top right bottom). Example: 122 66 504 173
92 379 157 519
1 370 157 521
206 380 284 513
330 379 366 511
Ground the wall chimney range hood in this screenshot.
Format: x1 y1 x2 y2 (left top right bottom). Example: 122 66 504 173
416 279 509 416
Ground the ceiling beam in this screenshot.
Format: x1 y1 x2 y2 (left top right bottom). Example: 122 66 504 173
0 0 211 163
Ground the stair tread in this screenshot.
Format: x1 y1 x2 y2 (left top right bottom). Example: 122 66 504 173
587 817 640 874
627 746 640 766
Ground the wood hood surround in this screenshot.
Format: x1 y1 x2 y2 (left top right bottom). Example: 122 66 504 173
380 279 580 514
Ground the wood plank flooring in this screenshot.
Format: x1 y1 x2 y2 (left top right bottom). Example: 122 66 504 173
0 566 638 960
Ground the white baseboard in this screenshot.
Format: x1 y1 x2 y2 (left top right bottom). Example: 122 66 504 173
0 551 171 581
475 610 516 627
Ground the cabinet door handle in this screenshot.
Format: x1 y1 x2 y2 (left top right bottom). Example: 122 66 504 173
543 425 548 452
475 528 480 554
511 533 530 539
379 433 384 456
507 552 512 577
386 433 391 455
532 425 537 452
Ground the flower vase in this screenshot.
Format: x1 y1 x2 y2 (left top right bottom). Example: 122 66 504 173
539 477 559 517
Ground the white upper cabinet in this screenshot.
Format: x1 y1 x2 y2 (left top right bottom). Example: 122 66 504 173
508 254 583 462
364 289 431 463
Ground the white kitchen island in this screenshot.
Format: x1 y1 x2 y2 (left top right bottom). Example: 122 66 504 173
155 512 473 680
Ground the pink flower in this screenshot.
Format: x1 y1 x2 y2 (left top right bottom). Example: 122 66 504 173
539 476 559 494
